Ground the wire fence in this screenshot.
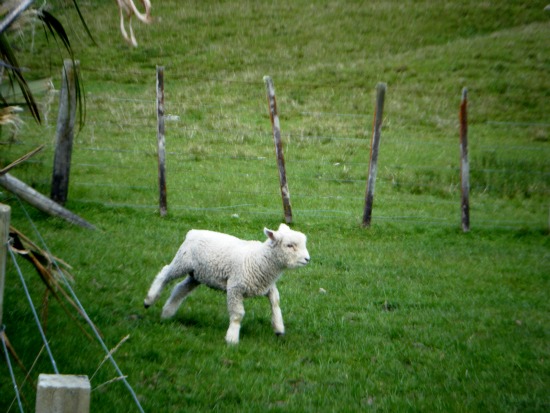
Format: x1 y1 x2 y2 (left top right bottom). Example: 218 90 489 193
0 65 548 412
0 200 145 413
1 67 549 230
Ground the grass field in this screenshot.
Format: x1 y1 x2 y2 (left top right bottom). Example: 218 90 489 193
1 1 549 412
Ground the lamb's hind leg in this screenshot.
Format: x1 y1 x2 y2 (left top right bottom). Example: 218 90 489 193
144 259 191 308
161 275 200 319
144 265 173 308
144 244 193 308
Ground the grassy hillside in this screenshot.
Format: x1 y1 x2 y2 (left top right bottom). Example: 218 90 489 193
1 1 549 412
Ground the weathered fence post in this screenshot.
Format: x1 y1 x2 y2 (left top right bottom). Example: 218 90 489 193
459 87 470 232
0 173 95 230
35 374 91 413
0 204 10 327
157 65 167 217
363 82 387 227
51 59 79 205
264 76 292 224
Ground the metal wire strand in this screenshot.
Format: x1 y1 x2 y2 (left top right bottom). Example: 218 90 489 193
1 325 25 413
7 245 59 375
16 198 145 413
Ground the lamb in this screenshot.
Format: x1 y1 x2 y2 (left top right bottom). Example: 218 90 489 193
143 224 310 344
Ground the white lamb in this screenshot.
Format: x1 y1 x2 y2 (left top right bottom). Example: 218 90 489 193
143 224 310 344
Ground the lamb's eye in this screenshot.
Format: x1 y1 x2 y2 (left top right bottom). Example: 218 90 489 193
286 243 295 249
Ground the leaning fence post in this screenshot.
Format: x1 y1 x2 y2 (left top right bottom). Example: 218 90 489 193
264 76 292 224
459 87 470 232
363 82 386 227
51 59 79 205
157 65 167 217
0 173 96 230
0 204 10 327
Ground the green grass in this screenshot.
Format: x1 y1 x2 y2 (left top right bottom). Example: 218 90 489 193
1 1 549 412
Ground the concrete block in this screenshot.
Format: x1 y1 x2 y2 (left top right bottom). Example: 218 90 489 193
36 374 90 413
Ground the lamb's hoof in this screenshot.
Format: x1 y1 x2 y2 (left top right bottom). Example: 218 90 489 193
225 333 240 345
275 332 285 337
144 301 150 309
161 307 177 319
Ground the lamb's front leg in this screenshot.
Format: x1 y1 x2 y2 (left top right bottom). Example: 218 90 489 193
267 285 285 336
225 288 245 345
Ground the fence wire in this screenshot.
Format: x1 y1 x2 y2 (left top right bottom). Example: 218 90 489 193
8 246 59 375
14 198 146 413
0 198 146 413
1 325 24 413
2 68 548 230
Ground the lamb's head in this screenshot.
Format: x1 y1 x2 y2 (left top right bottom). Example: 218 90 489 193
264 224 310 269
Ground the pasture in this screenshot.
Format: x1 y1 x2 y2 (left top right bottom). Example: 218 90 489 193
1 1 549 411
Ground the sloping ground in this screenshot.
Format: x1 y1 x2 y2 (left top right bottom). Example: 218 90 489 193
1 2 548 412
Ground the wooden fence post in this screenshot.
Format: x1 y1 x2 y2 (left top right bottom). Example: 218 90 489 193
35 374 91 413
264 76 292 224
459 87 470 232
0 204 10 327
157 65 167 217
0 173 95 230
51 59 79 206
363 82 386 227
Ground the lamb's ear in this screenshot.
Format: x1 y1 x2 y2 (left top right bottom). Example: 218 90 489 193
264 227 277 242
278 223 290 231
